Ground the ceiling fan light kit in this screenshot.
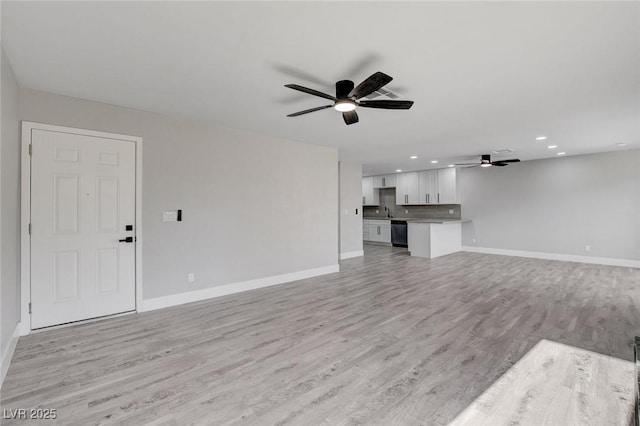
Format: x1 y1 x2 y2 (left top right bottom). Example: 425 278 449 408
285 71 414 125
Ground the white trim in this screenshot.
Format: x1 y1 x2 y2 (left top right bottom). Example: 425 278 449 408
462 246 640 268
142 264 340 312
340 250 364 260
20 122 143 335
1 323 21 388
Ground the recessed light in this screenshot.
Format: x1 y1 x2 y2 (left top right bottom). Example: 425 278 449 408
547 145 558 149
410 155 418 159
431 160 438 164
536 136 547 141
557 152 566 156
448 164 455 168
480 163 492 168
616 142 627 147
396 169 402 172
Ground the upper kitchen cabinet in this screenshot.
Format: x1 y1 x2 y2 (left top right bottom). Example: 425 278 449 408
373 174 396 189
396 172 420 205
436 168 459 204
362 177 379 206
413 168 460 205
418 170 438 204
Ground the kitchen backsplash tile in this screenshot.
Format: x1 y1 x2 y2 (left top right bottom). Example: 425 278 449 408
363 188 461 219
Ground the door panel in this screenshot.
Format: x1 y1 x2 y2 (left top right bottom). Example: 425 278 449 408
31 129 136 329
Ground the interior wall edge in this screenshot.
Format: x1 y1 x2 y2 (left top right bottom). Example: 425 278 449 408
0 321 20 388
462 246 640 269
340 250 364 260
142 263 340 312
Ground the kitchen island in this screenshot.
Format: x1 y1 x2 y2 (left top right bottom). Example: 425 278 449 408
407 219 468 259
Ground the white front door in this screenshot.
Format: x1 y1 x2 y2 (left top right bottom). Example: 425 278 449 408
30 128 136 329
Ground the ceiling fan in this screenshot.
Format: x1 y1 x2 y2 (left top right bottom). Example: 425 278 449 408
284 72 414 125
456 154 521 167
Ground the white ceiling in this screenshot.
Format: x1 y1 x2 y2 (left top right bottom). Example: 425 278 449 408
3 1 639 175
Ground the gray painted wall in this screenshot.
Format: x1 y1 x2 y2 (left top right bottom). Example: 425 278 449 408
339 161 363 256
20 88 339 300
460 150 640 260
1 47 20 362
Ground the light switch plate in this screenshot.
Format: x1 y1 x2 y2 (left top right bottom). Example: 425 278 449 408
163 211 178 222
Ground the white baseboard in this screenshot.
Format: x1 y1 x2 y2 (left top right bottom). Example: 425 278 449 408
462 246 640 268
1 322 21 389
340 250 364 260
142 264 340 312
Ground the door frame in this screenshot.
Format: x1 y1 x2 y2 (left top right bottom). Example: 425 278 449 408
20 121 143 335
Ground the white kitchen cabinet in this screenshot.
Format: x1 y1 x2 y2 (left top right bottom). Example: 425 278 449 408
367 220 391 243
373 174 396 189
415 168 459 204
396 172 419 205
362 177 379 206
437 168 459 204
418 170 438 205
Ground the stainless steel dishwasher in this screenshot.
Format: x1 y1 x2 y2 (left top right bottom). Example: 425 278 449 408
391 220 408 247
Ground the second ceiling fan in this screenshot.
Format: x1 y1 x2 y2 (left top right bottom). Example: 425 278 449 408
456 154 521 167
285 72 414 125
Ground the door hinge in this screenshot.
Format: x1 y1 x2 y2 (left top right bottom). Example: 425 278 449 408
29 144 32 156
29 303 32 314
29 223 32 234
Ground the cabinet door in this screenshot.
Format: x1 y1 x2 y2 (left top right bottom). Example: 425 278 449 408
396 172 419 205
362 177 379 206
368 224 391 243
368 224 379 242
362 220 370 241
418 170 438 204
374 174 397 188
379 225 391 243
437 168 458 204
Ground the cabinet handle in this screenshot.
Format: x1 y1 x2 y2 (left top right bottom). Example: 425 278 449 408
377 225 380 234
438 193 440 203
363 196 366 204
382 177 386 187
427 194 430 203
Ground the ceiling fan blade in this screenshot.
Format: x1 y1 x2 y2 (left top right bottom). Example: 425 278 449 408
358 100 414 110
497 159 520 163
287 105 333 117
454 163 480 166
284 84 336 101
348 72 393 100
492 163 508 167
343 110 359 125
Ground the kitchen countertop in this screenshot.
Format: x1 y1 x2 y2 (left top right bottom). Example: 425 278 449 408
363 217 470 224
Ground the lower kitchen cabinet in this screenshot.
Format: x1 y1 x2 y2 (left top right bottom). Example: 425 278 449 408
363 219 391 243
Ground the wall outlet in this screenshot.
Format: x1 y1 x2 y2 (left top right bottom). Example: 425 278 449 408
584 245 591 252
449 209 454 214
188 273 195 283
163 211 178 222
405 209 408 214
376 210 379 214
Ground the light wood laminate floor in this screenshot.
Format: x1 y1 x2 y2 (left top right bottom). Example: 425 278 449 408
2 245 639 425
